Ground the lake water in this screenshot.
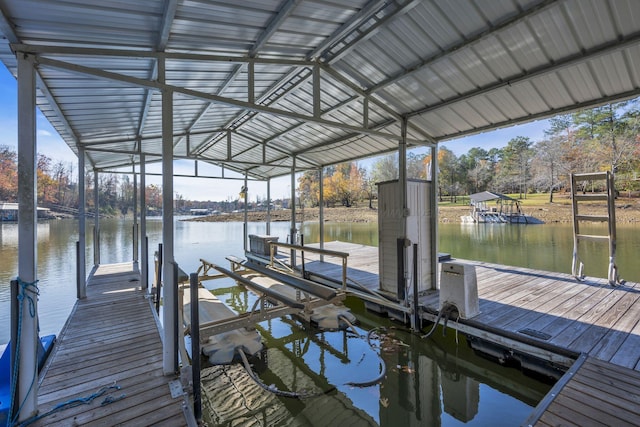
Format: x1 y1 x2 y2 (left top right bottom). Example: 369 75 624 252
2 218 637 425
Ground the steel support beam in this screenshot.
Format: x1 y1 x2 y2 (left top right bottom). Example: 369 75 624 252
16 52 38 422
14 44 316 67
31 56 422 144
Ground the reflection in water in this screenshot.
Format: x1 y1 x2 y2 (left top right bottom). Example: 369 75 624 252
201 282 548 426
0 222 50 245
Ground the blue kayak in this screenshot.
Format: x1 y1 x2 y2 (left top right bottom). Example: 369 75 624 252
0 335 56 425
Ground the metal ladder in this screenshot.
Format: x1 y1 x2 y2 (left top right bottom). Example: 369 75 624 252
570 171 620 285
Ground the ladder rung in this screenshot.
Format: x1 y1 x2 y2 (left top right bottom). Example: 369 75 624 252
572 172 608 181
573 194 609 201
577 234 610 242
576 214 609 222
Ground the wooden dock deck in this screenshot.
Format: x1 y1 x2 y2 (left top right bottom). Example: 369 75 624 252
32 262 190 427
300 241 640 372
524 354 640 426
296 241 640 426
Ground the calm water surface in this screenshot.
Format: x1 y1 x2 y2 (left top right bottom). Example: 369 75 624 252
3 218 637 425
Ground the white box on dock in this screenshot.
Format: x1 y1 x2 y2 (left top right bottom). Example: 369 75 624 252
439 262 479 319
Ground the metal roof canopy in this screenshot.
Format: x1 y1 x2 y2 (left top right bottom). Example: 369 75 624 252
469 191 517 203
2 0 640 180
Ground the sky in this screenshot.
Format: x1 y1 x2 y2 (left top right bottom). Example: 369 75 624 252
0 64 550 202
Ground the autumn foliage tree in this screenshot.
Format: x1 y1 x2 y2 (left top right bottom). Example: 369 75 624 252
298 162 367 208
0 145 18 201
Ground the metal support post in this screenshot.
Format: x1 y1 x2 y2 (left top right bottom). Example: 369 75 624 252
412 243 420 331
266 178 271 235
155 243 163 313
133 165 138 263
398 117 408 302
429 145 439 290
93 169 100 266
290 157 297 267
78 146 86 299
243 172 248 252
16 51 38 422
140 153 148 292
160 56 177 374
319 167 324 262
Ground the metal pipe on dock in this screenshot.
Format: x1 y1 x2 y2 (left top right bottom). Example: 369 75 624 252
412 243 419 331
155 243 163 313
9 279 18 422
172 262 179 374
189 273 202 422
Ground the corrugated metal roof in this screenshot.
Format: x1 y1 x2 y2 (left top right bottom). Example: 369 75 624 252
1 0 639 180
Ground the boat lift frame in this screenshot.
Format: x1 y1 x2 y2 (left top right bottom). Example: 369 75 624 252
189 257 347 342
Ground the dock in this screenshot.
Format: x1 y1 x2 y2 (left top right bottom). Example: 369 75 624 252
31 262 191 426
298 241 640 372
289 241 640 425
524 354 640 426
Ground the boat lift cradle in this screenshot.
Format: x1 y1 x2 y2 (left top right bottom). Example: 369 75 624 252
186 256 349 343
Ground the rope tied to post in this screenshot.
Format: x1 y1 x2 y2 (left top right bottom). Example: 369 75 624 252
7 278 40 427
16 278 40 318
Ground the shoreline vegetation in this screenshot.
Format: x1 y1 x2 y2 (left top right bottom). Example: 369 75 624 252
188 194 639 224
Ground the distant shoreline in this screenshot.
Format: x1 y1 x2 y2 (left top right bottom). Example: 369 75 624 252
186 200 640 224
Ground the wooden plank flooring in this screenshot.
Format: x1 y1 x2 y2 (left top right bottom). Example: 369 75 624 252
301 242 640 371
525 355 640 426
32 262 189 427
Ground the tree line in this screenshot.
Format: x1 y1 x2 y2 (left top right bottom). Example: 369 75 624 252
1 101 638 213
0 147 166 215
297 100 640 207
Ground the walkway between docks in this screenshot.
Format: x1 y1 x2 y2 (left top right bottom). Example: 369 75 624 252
31 262 191 426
